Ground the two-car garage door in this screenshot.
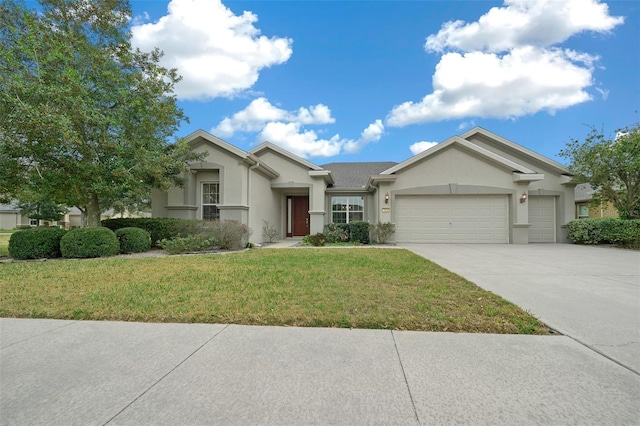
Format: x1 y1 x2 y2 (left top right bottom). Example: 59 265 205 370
395 195 509 243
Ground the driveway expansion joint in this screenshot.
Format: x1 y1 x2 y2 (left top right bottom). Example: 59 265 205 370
0 320 78 350
102 324 230 425
391 330 421 426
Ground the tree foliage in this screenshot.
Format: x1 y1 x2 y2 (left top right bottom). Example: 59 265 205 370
16 196 67 222
560 123 640 220
0 0 204 226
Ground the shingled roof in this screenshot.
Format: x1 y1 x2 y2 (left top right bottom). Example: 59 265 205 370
321 162 398 188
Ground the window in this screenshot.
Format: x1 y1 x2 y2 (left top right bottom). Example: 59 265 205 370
331 196 364 223
29 218 38 226
577 204 589 219
202 183 220 220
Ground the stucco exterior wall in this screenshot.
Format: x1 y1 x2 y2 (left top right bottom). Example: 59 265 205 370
389 147 516 191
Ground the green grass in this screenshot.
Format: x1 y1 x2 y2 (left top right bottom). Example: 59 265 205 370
0 233 11 256
0 248 549 334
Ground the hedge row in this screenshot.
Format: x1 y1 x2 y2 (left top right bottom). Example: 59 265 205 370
104 218 250 251
8 226 151 259
323 221 370 244
102 218 214 246
567 218 640 246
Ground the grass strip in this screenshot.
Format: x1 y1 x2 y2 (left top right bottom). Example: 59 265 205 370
0 248 548 334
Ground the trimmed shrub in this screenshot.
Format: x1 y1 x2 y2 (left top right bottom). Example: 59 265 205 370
307 233 326 246
102 218 182 246
324 223 350 243
115 227 151 254
348 221 370 244
8 227 67 259
567 218 640 247
60 227 120 258
212 220 251 250
370 222 396 244
158 235 215 255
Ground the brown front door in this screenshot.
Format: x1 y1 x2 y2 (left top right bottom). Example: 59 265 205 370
288 196 310 237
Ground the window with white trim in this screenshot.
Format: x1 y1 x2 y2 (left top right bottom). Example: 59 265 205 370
331 196 364 223
202 183 220 220
29 218 38 226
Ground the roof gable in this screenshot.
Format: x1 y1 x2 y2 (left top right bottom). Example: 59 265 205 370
250 142 323 171
185 129 249 160
460 127 569 175
381 136 536 175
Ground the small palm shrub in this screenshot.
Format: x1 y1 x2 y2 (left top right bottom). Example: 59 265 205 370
60 227 120 258
8 227 67 259
115 227 151 254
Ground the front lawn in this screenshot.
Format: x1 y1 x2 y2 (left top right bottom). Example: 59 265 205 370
0 248 549 334
0 232 11 256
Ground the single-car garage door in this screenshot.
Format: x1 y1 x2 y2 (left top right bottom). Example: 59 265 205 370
529 196 555 243
395 195 509 243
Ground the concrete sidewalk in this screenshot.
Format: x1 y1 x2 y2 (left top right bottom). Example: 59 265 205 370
400 243 640 374
1 318 639 425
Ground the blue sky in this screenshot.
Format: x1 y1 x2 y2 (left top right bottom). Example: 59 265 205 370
129 0 639 165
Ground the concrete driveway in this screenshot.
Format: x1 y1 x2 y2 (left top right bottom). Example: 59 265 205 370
400 243 640 373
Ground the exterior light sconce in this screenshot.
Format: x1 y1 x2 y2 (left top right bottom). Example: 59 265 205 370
384 193 390 204
519 192 528 204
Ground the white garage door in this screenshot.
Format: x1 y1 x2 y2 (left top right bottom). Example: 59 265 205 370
395 195 509 243
529 196 555 243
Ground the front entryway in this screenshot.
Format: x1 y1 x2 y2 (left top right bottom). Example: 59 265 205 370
287 196 310 237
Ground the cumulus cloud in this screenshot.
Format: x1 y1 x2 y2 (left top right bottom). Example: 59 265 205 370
213 99 383 158
409 141 439 155
387 0 624 127
259 118 384 158
213 97 334 137
131 0 292 100
425 0 623 53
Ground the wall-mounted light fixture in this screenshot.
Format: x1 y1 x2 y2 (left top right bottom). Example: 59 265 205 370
384 193 390 204
519 192 528 204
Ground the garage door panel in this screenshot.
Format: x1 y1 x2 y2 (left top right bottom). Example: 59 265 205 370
395 195 508 243
528 196 555 243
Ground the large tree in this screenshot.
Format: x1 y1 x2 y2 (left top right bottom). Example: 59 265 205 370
0 0 203 226
560 123 640 220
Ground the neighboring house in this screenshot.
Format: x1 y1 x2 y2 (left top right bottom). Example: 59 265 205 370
152 127 576 244
574 183 618 219
0 205 150 229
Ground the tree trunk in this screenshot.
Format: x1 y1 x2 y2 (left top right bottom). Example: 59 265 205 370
85 192 102 227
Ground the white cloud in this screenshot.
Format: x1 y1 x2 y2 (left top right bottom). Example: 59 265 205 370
387 0 624 127
212 97 335 137
388 47 594 126
213 99 383 158
425 0 623 53
344 119 384 154
131 0 292 100
409 141 438 155
457 120 475 130
259 119 385 158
